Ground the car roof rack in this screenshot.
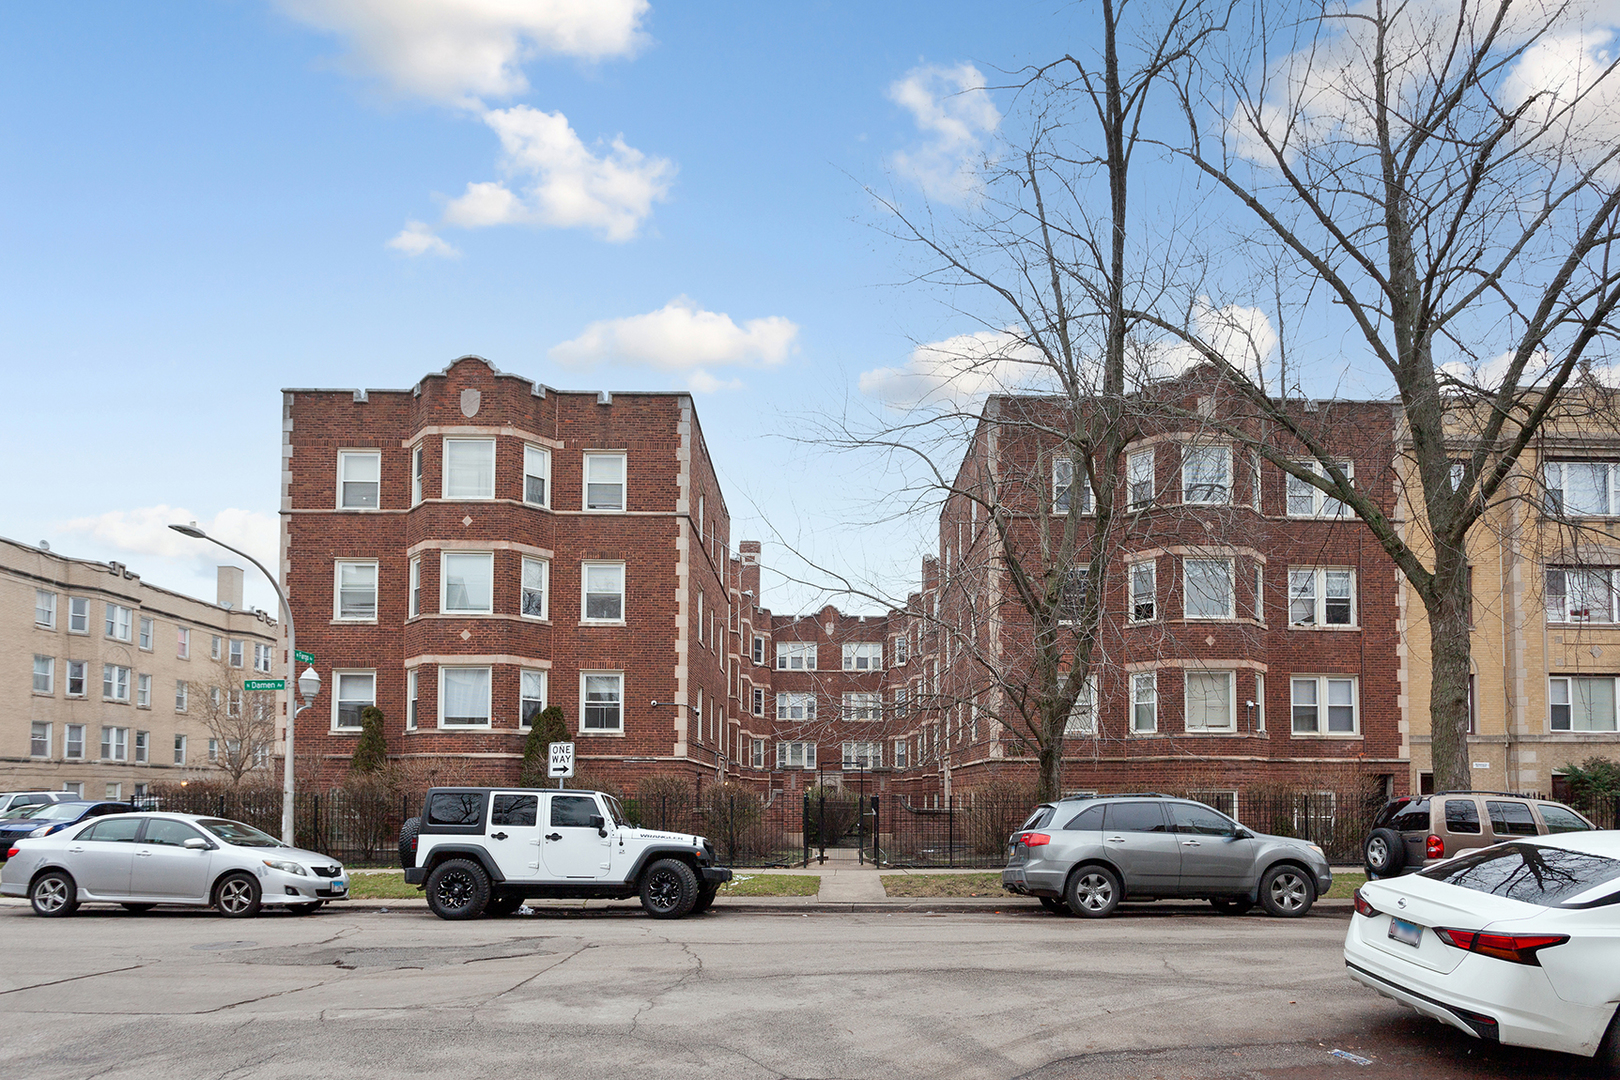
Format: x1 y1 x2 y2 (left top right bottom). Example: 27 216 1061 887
1424 790 1553 800
1058 792 1168 801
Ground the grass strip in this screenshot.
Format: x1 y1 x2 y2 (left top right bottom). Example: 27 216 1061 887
719 874 822 897
880 872 1005 898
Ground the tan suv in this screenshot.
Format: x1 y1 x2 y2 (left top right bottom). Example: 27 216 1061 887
1361 791 1595 877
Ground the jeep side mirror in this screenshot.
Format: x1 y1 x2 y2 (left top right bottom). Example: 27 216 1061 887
590 814 607 837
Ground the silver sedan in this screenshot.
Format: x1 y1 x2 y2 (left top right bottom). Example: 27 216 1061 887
0 812 349 917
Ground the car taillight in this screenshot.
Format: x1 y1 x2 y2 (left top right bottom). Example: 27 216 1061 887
5 846 17 859
1352 888 1377 917
1018 832 1051 847
1433 927 1569 965
1426 835 1445 859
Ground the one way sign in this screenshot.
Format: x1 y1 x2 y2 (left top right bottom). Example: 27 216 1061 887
548 741 575 780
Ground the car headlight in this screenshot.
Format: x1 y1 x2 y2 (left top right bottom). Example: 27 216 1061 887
27 826 51 838
263 859 307 876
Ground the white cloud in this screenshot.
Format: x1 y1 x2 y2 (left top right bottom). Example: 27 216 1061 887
59 506 280 588
859 329 1051 409
272 0 650 107
1149 302 1279 381
441 105 674 241
386 220 461 257
888 62 1001 202
550 297 798 392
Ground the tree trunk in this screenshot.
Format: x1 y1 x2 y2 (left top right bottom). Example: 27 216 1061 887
1036 711 1063 803
1426 550 1473 792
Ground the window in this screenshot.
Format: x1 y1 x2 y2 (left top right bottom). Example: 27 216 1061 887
843 692 881 720
698 493 705 533
175 679 188 712
1053 457 1092 514
581 671 623 731
136 673 151 708
441 552 494 614
521 669 547 726
1545 568 1620 622
1057 567 1090 623
105 603 133 641
752 738 766 769
1288 568 1356 626
1286 460 1353 517
1132 672 1158 732
581 561 625 622
433 666 491 727
407 668 419 730
101 726 129 761
1129 561 1156 622
227 688 242 717
208 739 219 762
68 596 89 634
254 643 272 673
752 635 765 665
64 724 85 760
895 634 908 665
174 733 187 764
697 589 705 645
30 723 49 758
776 741 816 768
1549 676 1619 731
212 634 223 660
443 438 496 499
893 739 910 769
752 687 765 716
1127 448 1155 508
412 444 424 505
103 664 130 702
32 655 54 694
584 452 627 511
843 642 883 671
1184 558 1234 619
177 627 190 659
842 741 881 768
1544 460 1620 517
1065 674 1098 735
338 450 381 508
66 660 87 697
35 589 56 628
335 561 379 620
1252 563 1264 621
512 556 549 620
1255 672 1266 731
134 730 149 764
776 692 815 721
334 671 375 730
776 642 816 671
138 616 153 650
1250 452 1263 511
407 555 422 618
1185 671 1236 732
524 445 550 507
894 685 910 718
1292 676 1359 734
1182 444 1231 504
229 639 244 668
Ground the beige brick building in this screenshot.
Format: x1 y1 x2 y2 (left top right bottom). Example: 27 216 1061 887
1 536 279 799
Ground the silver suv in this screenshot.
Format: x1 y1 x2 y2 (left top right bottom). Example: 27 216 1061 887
1002 794 1333 918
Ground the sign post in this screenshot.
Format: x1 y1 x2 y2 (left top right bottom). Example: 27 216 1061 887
547 741 575 788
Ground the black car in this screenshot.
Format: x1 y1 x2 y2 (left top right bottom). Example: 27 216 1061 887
0 801 136 858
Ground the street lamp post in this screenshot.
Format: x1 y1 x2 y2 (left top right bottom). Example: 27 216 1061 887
169 522 314 845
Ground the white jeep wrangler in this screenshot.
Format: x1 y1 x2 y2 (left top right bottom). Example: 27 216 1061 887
400 787 733 920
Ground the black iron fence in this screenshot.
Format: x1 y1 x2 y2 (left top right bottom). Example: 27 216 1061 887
137 788 419 867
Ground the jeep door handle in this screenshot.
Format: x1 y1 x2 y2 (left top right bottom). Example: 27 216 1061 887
490 832 508 841
545 833 562 842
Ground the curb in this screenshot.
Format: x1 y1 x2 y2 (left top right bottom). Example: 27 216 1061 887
327 895 1355 914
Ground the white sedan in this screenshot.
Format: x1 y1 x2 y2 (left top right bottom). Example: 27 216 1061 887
1345 830 1620 1069
0 812 349 917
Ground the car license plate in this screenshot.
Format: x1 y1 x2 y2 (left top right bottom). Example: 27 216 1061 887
332 881 346 894
1388 917 1422 947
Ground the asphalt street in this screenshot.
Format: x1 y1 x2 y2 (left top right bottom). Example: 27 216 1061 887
0 899 1609 1080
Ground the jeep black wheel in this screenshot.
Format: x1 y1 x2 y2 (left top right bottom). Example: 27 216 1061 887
486 892 523 917
640 858 699 919
691 885 719 914
397 816 422 870
1038 896 1069 915
425 858 490 920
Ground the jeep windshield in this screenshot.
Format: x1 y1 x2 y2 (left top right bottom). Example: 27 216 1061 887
601 795 627 829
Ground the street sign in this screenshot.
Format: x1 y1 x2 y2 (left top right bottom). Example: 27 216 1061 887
548 741 576 779
294 650 315 664
244 679 285 692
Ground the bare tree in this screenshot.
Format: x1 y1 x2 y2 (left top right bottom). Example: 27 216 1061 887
191 658 277 786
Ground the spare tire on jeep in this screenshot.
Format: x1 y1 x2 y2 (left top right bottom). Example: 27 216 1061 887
1363 827 1406 878
398 816 421 870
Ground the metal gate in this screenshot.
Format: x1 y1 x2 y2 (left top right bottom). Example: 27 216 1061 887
802 789 878 865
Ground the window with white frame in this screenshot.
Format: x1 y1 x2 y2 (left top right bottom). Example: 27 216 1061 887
66 660 86 697
208 739 219 762
137 673 151 708
776 641 816 671
581 671 623 732
435 666 490 727
173 733 187 764
895 634 908 665
411 444 424 505
1255 672 1266 731
517 556 549 619
338 450 381 508
1250 452 1262 511
404 554 420 618
68 596 89 634
1252 563 1264 621
103 664 130 702
520 669 547 726
443 438 496 500
30 722 50 758
105 603 133 641
175 678 188 712
61 782 82 798
1544 460 1620 517
843 642 882 671
35 589 56 628
1065 674 1098 735
581 561 625 622
1291 675 1359 734
843 692 881 721
254 643 272 673
751 687 764 716
1182 444 1231 504
229 639 244 668
893 685 910 718
32 655 53 695
1053 457 1092 514
777 741 816 768
1288 567 1355 626
893 738 910 769
752 635 765 665
583 452 627 511
776 692 815 722
751 738 766 769
524 444 550 507
212 635 222 660
1127 448 1156 508
1130 561 1156 622
842 741 881 768
1286 461 1353 517
335 561 379 620
227 688 242 717
101 726 129 761
134 730 149 764
1549 676 1620 731
697 588 705 645
1184 558 1234 619
1191 790 1240 819
65 724 85 760
1057 566 1090 623
176 626 190 659
1185 670 1236 732
138 616 153 651
442 552 494 614
1545 568 1620 622
333 671 375 730
1131 671 1158 732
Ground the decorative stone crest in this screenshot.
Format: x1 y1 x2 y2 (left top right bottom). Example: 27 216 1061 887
460 388 481 417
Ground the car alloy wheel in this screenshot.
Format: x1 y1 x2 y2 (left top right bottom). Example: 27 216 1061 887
435 869 477 910
1065 866 1122 918
30 871 78 917
1261 866 1314 917
216 873 262 918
